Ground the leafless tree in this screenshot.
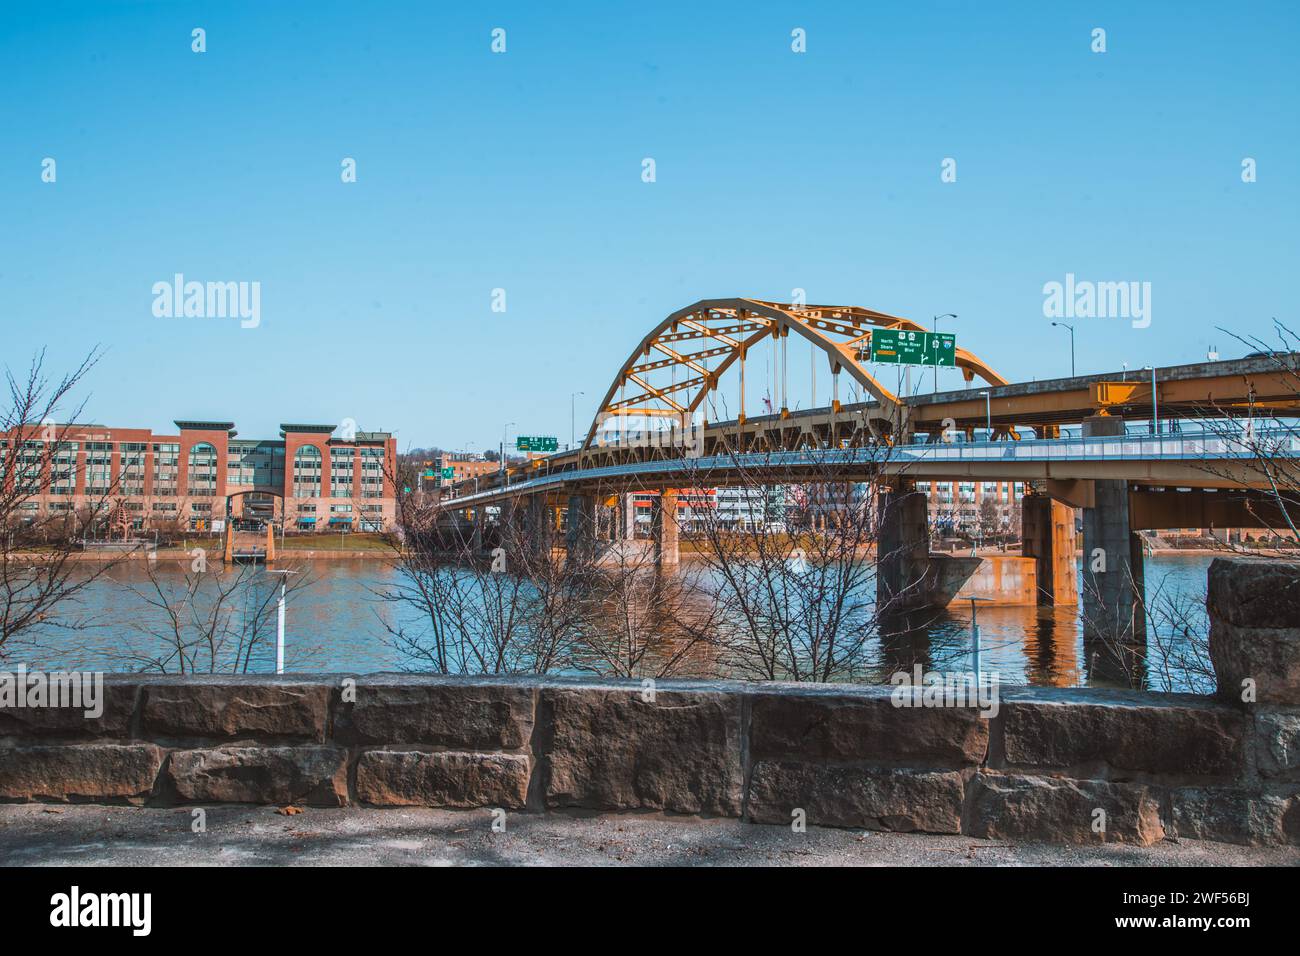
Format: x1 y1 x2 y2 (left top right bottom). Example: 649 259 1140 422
0 349 125 660
566 481 722 680
665 436 918 683
1195 321 1300 552
117 555 317 673
377 489 588 674
1082 566 1214 693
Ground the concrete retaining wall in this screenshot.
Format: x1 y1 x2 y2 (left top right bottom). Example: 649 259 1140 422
1 557 1297 847
928 554 1038 607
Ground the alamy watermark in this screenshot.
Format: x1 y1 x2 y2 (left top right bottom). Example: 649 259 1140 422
889 665 1000 718
591 410 705 458
0 664 104 719
50 886 151 936
1042 273 1151 329
152 273 261 328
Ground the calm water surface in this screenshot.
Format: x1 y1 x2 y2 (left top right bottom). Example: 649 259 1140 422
13 554 1215 690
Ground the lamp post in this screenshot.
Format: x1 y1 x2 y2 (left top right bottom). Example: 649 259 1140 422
571 391 585 449
1050 321 1076 377
266 569 299 675
932 313 957 395
1144 365 1159 438
500 421 515 483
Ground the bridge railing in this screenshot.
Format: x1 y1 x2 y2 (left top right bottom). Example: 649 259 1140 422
897 427 1298 463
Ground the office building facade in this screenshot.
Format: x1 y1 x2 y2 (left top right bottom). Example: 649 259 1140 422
0 420 397 534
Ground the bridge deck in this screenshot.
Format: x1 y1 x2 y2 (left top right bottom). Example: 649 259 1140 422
438 428 1293 509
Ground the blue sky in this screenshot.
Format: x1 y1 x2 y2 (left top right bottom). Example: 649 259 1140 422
2 1 1296 451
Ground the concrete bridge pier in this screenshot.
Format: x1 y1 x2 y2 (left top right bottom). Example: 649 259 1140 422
651 491 680 572
1078 416 1147 676
470 507 484 555
524 493 552 560
876 479 931 612
1081 479 1146 640
1020 494 1078 606
566 493 596 566
620 493 637 541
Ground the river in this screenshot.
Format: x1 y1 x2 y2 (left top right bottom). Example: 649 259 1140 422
8 553 1217 691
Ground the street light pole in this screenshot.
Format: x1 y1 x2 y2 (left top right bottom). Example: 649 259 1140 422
1144 365 1159 437
1051 321 1076 377
932 313 957 395
571 391 585 448
500 421 515 483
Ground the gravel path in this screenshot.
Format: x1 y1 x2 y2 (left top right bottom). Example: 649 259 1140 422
2 805 1296 866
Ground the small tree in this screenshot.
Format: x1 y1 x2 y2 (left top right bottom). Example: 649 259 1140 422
667 437 916 683
377 488 588 674
119 556 317 673
0 349 124 660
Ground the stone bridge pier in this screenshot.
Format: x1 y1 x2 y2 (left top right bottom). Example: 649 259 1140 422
876 479 931 613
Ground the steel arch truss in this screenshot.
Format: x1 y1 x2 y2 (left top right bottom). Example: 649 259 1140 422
581 297 1008 452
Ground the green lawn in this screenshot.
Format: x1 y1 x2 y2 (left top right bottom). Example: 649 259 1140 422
277 532 394 551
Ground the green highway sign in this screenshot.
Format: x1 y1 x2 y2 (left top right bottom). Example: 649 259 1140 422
516 436 558 452
869 329 956 367
441 467 455 479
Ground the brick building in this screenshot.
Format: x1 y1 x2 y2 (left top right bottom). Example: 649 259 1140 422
917 479 1027 538
0 420 397 535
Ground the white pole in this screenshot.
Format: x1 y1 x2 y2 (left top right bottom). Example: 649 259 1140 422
967 597 990 679
1151 365 1159 436
276 577 286 675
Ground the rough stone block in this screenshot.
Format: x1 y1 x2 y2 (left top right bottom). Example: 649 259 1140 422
1208 558 1300 705
0 743 163 802
967 773 1165 845
544 687 742 815
340 682 534 750
356 750 530 808
747 760 964 833
0 680 138 739
1000 697 1243 778
1257 712 1300 779
1170 788 1293 846
750 688 989 766
166 746 347 806
142 682 331 741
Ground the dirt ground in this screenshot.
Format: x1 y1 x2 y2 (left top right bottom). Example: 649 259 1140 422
2 804 1296 867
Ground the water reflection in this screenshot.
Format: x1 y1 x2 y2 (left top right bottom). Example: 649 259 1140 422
15 553 1217 691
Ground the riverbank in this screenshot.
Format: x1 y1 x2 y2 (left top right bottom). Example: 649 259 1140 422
1 804 1292 867
53 549 393 561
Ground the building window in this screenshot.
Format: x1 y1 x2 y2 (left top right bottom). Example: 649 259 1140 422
187 442 218 496
293 445 323 498
330 446 354 497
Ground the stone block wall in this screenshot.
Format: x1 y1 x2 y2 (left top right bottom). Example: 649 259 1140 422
1 557 1297 848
